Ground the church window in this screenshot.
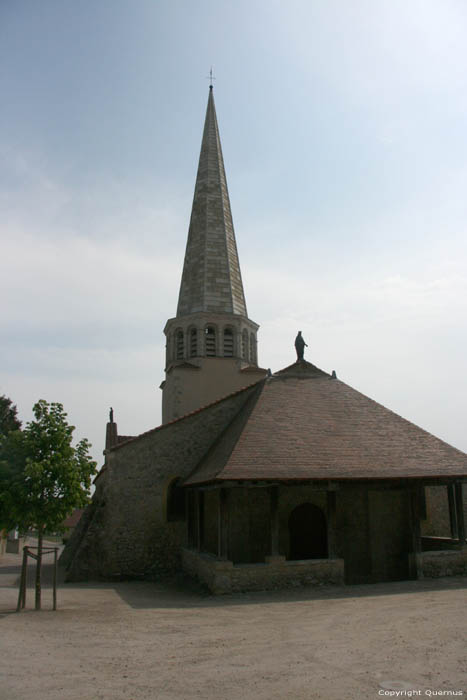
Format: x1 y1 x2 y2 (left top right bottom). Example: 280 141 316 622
167 478 186 522
223 327 234 357
250 333 257 364
242 329 248 360
205 326 216 356
189 328 198 357
176 330 184 360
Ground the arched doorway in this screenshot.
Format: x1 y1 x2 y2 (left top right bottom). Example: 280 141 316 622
288 503 328 560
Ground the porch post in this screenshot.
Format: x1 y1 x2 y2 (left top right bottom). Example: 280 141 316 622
217 488 229 559
454 482 465 546
185 489 192 547
194 490 201 551
326 490 337 558
409 485 422 579
270 486 279 556
447 484 458 540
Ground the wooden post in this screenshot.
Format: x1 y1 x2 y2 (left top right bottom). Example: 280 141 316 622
16 547 27 613
21 548 28 609
185 489 192 547
217 489 229 559
447 484 458 540
199 491 204 551
35 528 43 610
53 548 58 611
194 490 201 551
409 486 422 579
270 486 279 556
455 482 465 546
326 490 337 558
195 490 204 551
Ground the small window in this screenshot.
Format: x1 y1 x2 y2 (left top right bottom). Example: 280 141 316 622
242 329 248 360
175 330 184 360
167 478 186 522
205 326 216 356
223 328 234 357
189 328 197 358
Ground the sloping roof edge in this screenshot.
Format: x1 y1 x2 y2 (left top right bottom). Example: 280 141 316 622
108 378 265 452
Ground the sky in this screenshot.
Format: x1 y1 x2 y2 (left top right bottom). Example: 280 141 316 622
1 0 467 466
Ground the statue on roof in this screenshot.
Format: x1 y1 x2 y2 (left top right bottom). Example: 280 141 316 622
294 331 308 361
109 407 114 423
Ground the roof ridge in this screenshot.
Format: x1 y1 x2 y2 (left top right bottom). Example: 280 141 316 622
274 359 330 378
182 379 265 486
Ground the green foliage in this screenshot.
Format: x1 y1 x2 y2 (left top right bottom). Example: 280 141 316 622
0 394 21 437
0 395 24 530
0 399 97 532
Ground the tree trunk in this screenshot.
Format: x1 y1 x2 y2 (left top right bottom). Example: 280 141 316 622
35 526 43 610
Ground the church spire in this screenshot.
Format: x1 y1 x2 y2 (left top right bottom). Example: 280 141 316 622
161 87 266 424
176 87 247 317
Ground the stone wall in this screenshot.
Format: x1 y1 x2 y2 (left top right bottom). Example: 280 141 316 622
63 385 258 581
182 548 345 594
421 485 451 537
420 548 467 577
162 353 265 423
421 484 467 539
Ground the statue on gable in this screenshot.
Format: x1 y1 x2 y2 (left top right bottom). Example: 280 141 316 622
294 331 308 361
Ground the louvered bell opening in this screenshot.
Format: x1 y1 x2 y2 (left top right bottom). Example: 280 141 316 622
189 328 197 358
205 326 216 357
249 333 257 364
242 330 248 360
176 330 184 360
223 328 234 357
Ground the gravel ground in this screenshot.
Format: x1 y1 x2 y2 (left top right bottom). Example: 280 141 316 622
1 543 466 700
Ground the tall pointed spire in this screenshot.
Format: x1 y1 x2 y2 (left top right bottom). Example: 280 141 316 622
176 87 247 317
161 87 266 424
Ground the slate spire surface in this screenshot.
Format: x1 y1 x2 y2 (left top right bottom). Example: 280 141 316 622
176 87 248 317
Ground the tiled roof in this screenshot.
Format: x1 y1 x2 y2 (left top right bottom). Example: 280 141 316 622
184 360 467 484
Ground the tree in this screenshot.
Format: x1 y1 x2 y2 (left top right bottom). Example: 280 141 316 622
0 394 22 436
0 400 96 609
0 394 23 535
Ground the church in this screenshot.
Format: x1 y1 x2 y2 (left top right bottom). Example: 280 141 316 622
62 86 467 593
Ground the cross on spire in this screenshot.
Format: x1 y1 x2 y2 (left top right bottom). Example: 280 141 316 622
207 66 216 89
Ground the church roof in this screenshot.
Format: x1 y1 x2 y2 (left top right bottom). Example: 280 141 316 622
184 360 467 484
176 87 248 318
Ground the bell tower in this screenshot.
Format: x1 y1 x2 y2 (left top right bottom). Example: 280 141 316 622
161 86 266 423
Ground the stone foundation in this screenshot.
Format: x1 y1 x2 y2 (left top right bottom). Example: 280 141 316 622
420 548 467 578
182 548 345 594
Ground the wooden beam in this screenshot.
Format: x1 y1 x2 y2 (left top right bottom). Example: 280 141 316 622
217 488 229 559
326 491 337 558
194 490 201 551
270 486 279 556
447 484 458 540
455 482 465 546
409 486 422 580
